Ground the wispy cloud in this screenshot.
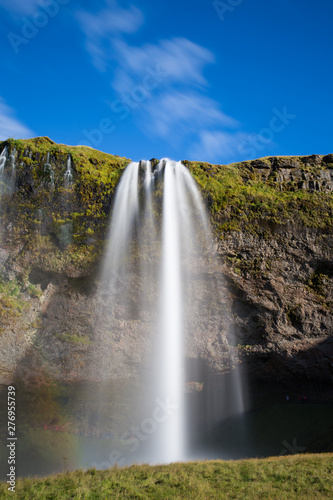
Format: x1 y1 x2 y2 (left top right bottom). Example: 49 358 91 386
143 92 237 141
111 37 214 92
76 1 144 71
109 36 242 159
76 1 269 162
0 99 34 140
189 130 262 163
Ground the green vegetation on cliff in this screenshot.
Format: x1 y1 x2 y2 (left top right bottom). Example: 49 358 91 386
7 136 129 187
0 454 332 499
0 137 130 277
186 155 333 234
1 137 332 304
0 274 41 334
2 138 332 250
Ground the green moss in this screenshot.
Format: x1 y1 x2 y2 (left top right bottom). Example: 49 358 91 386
0 276 31 328
23 235 101 273
0 137 132 273
1 137 333 254
56 332 92 344
0 276 21 297
27 283 43 298
306 272 330 303
185 157 333 236
286 305 302 325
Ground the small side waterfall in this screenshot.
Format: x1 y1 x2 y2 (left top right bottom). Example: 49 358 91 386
102 161 139 291
0 147 9 204
44 151 55 189
98 158 244 465
0 146 8 178
64 154 73 188
9 147 16 174
0 146 17 197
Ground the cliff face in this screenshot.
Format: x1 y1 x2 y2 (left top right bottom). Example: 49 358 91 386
0 137 332 386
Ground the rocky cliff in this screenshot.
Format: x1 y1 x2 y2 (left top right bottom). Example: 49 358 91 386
0 137 332 388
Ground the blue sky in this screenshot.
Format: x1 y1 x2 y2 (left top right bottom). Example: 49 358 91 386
0 0 332 163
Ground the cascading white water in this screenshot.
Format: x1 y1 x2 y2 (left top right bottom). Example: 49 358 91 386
64 154 73 188
102 162 139 292
139 159 156 318
0 146 17 197
154 159 219 462
9 147 16 174
158 160 185 462
97 158 244 465
44 151 55 189
0 146 8 179
143 160 154 224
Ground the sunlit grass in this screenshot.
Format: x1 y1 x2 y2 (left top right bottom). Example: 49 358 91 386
0 454 332 499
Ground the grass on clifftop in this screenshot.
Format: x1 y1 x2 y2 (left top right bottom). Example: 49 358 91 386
3 137 333 236
7 136 130 185
186 159 333 233
0 454 332 499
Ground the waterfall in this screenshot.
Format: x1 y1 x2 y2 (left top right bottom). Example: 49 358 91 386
142 159 154 218
139 159 156 316
64 154 73 188
99 158 244 465
158 160 185 462
154 159 219 462
9 147 16 174
102 161 139 292
43 151 55 189
0 146 8 178
0 146 16 197
0 147 8 204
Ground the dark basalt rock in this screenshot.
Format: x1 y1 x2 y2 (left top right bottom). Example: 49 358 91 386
251 159 270 168
323 154 333 164
301 154 323 165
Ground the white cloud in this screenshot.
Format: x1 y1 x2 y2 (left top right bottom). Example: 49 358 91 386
0 99 34 140
76 3 233 143
112 37 214 92
189 130 266 163
108 37 238 148
144 92 238 139
76 1 144 71
76 2 259 162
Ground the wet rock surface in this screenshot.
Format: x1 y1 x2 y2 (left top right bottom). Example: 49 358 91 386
0 139 332 387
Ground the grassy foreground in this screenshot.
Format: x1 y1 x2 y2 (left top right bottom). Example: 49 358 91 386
0 454 332 499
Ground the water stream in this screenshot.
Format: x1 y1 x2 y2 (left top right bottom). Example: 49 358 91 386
9 147 16 174
99 158 243 463
64 154 73 188
0 146 8 180
43 151 55 189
